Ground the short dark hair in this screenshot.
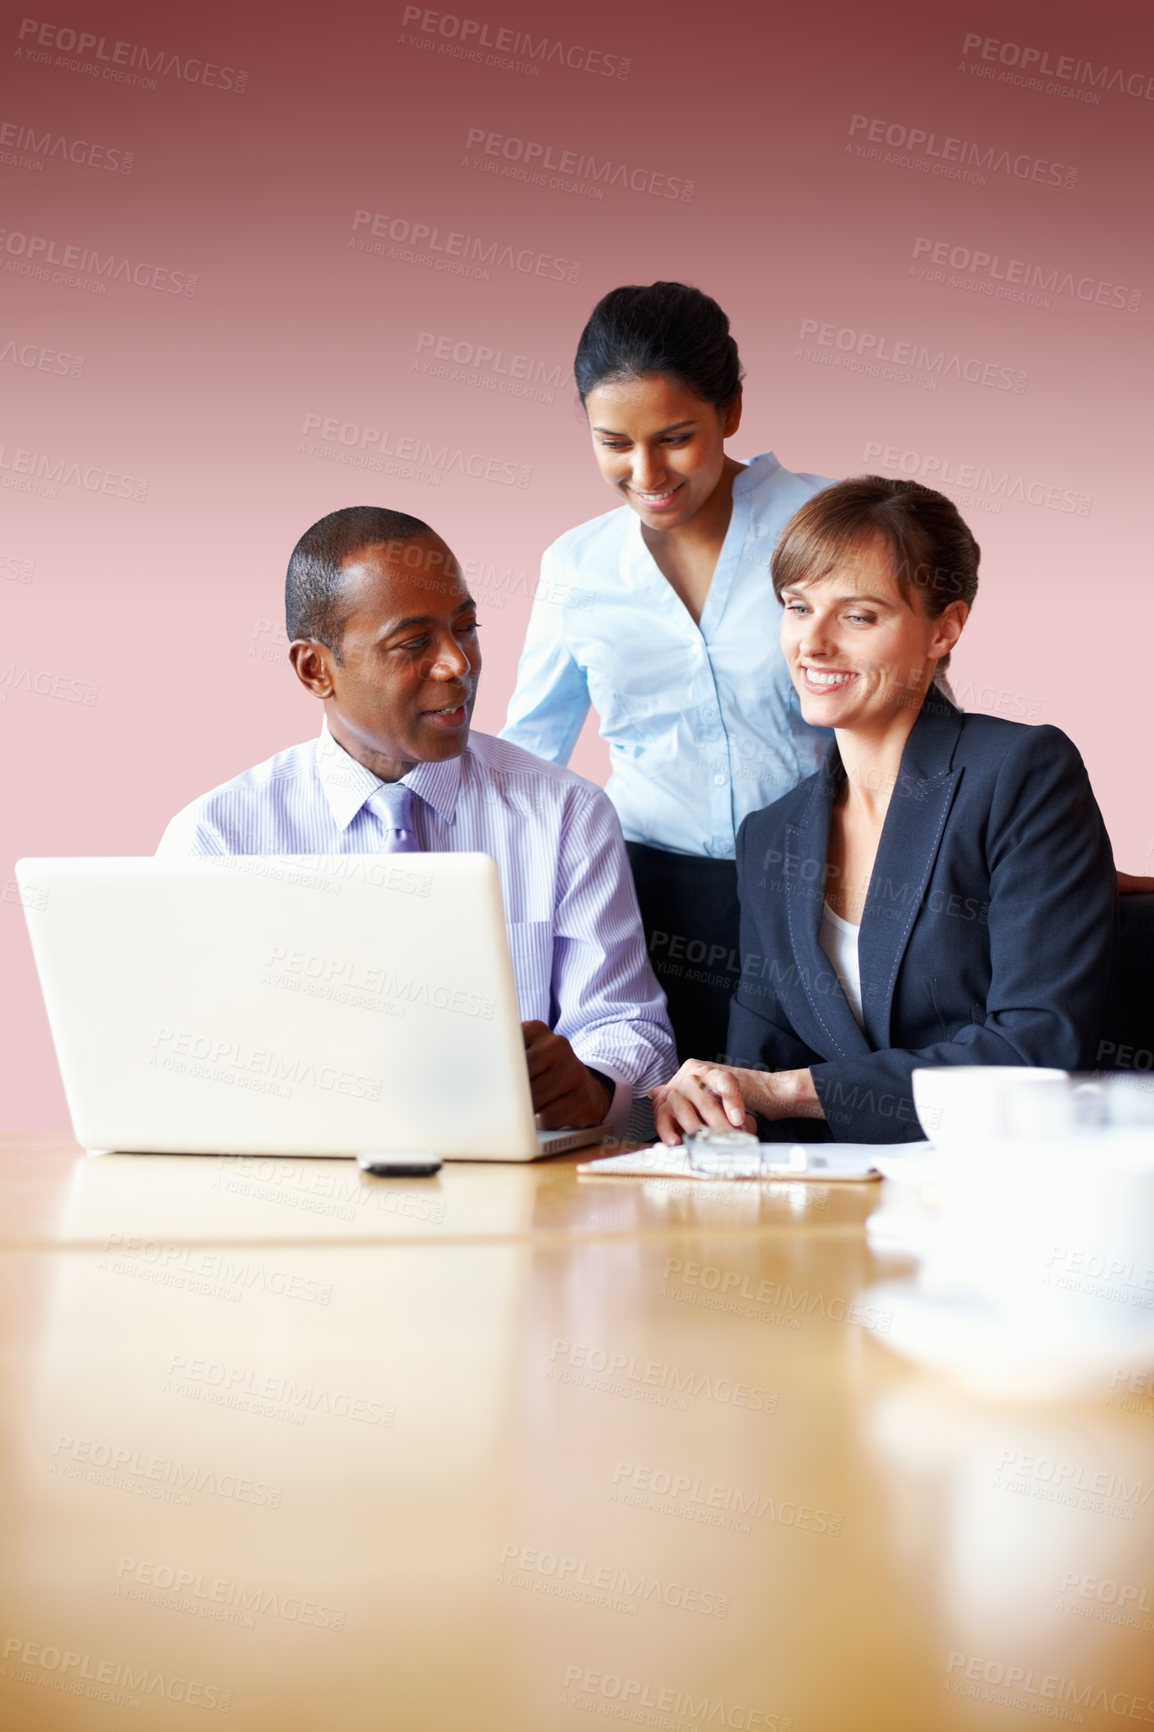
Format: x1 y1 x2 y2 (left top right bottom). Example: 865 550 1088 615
771 476 979 667
574 281 743 410
285 506 432 653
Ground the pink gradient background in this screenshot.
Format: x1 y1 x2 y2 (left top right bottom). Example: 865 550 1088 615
4 0 1152 1125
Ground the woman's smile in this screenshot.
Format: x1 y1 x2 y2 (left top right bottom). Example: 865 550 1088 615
800 665 860 694
628 481 685 510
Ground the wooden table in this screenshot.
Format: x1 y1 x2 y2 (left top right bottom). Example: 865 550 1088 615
1 1134 1151 1730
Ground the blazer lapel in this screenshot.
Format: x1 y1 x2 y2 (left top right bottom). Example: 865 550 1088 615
784 763 873 1060
858 694 964 1048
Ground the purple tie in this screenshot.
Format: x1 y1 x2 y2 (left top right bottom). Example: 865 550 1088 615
369 782 420 852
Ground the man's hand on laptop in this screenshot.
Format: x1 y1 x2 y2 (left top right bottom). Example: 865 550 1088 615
522 1021 614 1129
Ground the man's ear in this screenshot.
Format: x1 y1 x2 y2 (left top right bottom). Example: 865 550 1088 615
289 640 337 699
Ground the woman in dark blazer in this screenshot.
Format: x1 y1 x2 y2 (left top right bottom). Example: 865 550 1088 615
652 476 1117 1145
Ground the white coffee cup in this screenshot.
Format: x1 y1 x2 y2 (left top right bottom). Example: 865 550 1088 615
911 1065 1069 1151
921 1128 1154 1345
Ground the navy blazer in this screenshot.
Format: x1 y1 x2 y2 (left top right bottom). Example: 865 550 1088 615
728 694 1117 1142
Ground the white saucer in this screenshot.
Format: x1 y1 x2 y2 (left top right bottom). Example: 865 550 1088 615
865 1277 1154 1398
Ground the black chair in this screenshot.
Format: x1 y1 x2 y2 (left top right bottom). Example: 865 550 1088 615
1101 894 1154 1071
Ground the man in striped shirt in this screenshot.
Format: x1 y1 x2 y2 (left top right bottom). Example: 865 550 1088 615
158 506 675 1136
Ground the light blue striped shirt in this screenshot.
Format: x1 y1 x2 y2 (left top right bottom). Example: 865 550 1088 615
157 723 676 1133
501 452 836 858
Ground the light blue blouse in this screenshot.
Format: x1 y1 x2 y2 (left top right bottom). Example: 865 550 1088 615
501 452 834 859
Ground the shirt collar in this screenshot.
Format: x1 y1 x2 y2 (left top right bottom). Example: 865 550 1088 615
404 752 462 825
316 718 463 831
732 452 779 496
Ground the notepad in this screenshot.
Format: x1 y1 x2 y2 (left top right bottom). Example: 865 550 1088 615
577 1144 884 1181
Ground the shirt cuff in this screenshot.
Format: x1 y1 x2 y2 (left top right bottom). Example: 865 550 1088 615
580 1062 634 1138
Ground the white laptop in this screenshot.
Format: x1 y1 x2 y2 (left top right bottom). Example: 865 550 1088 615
16 855 613 1161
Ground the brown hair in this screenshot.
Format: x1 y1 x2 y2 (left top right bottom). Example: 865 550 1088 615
771 476 979 667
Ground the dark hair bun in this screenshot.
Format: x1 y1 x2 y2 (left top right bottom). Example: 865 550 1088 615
574 282 742 409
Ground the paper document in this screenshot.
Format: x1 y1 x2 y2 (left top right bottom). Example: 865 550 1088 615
577 1144 885 1182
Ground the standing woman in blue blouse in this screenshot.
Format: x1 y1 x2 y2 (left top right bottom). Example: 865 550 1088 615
501 282 834 1062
